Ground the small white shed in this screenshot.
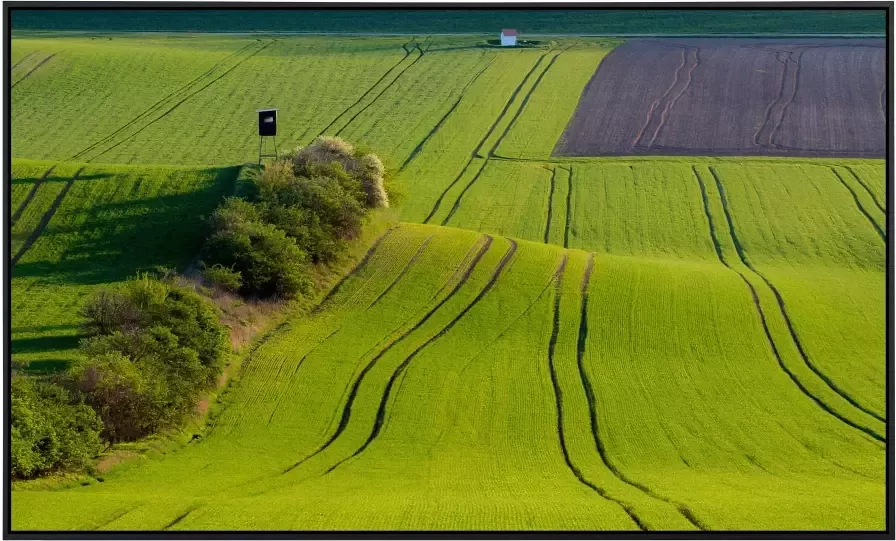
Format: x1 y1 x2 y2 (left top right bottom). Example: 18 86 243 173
500 29 518 46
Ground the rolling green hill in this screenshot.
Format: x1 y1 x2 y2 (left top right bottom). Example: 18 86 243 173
9 29 886 532
11 224 884 530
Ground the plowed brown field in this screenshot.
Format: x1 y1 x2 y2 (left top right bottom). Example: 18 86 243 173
555 38 885 157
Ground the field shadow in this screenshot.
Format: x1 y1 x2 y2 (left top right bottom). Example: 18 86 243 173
12 166 239 285
11 172 113 186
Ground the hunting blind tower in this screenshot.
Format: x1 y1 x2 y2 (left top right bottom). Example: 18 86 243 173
257 108 279 164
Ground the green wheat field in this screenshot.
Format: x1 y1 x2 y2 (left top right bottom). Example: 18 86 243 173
10 29 885 531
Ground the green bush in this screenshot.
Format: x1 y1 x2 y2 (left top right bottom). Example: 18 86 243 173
81 274 229 385
202 219 313 299
74 326 209 443
203 263 243 293
11 375 103 479
200 137 389 300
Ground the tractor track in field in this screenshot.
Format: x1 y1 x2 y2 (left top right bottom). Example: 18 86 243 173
369 236 434 308
632 47 690 150
90 506 140 531
313 226 399 311
844 166 886 215
754 49 807 149
442 47 570 224
574 253 707 531
83 40 276 163
423 49 552 224
563 166 574 247
708 165 886 426
323 239 517 475
399 53 496 172
11 167 84 268
280 235 494 475
829 167 885 241
69 41 260 162
491 45 573 155
316 38 417 139
697 166 886 441
333 37 431 138
440 159 488 226
162 506 198 530
767 50 807 148
11 165 55 226
544 255 648 531
644 47 700 148
543 167 557 243
753 51 792 147
11 50 40 71
451 251 567 385
262 228 404 424
11 51 60 89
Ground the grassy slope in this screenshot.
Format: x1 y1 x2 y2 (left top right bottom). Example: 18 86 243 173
9 31 886 531
710 163 886 419
10 159 237 370
11 224 884 530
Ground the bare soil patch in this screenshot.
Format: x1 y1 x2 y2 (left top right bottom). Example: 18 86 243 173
555 38 885 158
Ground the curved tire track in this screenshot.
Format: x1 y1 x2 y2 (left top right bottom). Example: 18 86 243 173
334 37 430 138
574 254 708 530
399 53 496 172
423 49 552 223
545 255 647 531
632 47 688 150
844 166 886 215
316 38 416 139
443 47 570 224
281 236 494 475
700 166 886 439
829 167 885 241
86 41 276 163
11 167 84 268
69 41 260 161
323 239 517 474
11 52 60 89
646 47 700 148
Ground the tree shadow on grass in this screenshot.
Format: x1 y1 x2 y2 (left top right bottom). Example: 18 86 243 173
12 166 240 285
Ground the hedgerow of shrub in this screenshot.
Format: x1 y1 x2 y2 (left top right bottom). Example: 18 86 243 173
11 375 103 479
200 137 390 300
72 273 230 443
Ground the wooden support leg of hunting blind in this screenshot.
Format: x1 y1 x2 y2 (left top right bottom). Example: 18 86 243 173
258 136 279 164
